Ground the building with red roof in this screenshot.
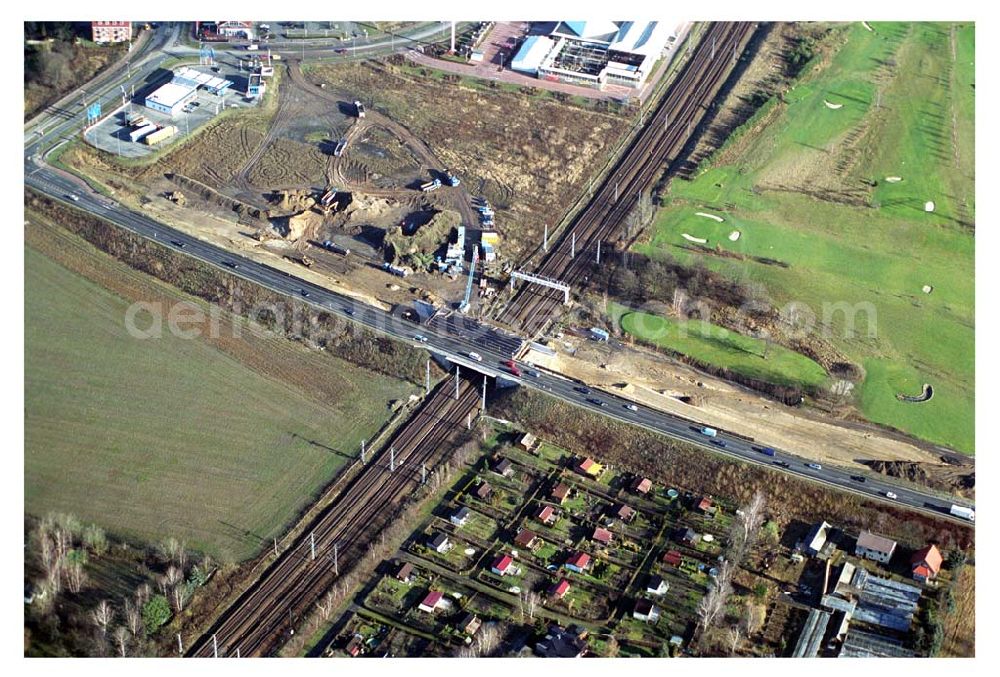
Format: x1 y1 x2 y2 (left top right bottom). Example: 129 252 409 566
491 553 514 576
548 578 571 599
536 504 558 525
565 551 591 572
418 590 444 613
550 482 571 503
911 544 944 582
662 549 682 567
592 527 613 545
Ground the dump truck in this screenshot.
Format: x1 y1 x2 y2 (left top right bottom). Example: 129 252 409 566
420 178 442 192
950 504 975 521
128 123 157 142
144 125 177 145
334 138 347 157
354 100 366 118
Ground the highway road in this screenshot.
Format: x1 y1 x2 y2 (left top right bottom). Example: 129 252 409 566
22 25 975 529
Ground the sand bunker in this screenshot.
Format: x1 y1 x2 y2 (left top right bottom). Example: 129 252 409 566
922 285 933 294
824 100 844 110
682 233 708 244
885 176 903 183
728 231 741 241
862 21 874 32
696 212 725 222
924 201 936 212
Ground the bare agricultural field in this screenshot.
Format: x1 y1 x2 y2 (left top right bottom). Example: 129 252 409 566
24 216 419 562
304 60 629 262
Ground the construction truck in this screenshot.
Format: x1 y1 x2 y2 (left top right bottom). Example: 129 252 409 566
321 240 350 255
129 123 157 143
144 125 177 146
334 139 347 157
420 178 442 192
319 188 341 213
382 262 409 278
354 100 366 118
444 170 461 187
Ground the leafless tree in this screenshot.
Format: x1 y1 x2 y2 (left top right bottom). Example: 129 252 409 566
135 582 152 606
170 583 188 613
92 600 114 638
518 590 539 622
39 531 62 595
113 625 130 657
728 491 767 564
83 524 109 556
124 599 142 638
696 561 734 639
624 191 655 239
166 565 183 588
66 560 87 593
740 601 765 638
474 622 502 657
726 624 743 655
316 589 336 620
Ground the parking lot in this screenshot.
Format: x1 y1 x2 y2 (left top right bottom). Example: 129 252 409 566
83 64 261 159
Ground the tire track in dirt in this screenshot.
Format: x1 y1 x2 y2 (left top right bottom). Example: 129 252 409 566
288 60 479 226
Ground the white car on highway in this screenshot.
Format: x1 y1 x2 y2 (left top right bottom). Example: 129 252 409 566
625 403 638 412
468 352 482 362
806 462 822 471
885 491 898 500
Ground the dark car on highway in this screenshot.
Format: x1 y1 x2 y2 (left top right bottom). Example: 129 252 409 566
587 398 606 407
850 475 867 483
711 439 727 448
574 386 591 394
753 445 776 456
172 240 186 248
223 261 239 269
773 460 791 468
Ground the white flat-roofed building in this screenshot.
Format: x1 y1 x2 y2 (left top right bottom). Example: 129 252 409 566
533 20 683 90
511 35 556 75
145 82 197 116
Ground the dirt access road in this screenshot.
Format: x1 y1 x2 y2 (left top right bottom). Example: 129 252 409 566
524 334 971 488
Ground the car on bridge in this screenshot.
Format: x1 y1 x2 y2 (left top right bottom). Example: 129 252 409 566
413 334 428 343
468 352 482 362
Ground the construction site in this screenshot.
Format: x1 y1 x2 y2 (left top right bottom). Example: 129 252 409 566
27 19 976 660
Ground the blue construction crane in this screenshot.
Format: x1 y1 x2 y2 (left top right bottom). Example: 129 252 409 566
458 245 480 313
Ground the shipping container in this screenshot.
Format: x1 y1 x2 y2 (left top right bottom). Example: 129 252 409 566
144 125 178 145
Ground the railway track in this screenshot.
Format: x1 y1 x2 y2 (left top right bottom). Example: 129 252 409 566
497 22 757 334
188 379 480 657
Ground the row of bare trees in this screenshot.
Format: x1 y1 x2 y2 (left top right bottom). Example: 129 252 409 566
695 491 768 652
